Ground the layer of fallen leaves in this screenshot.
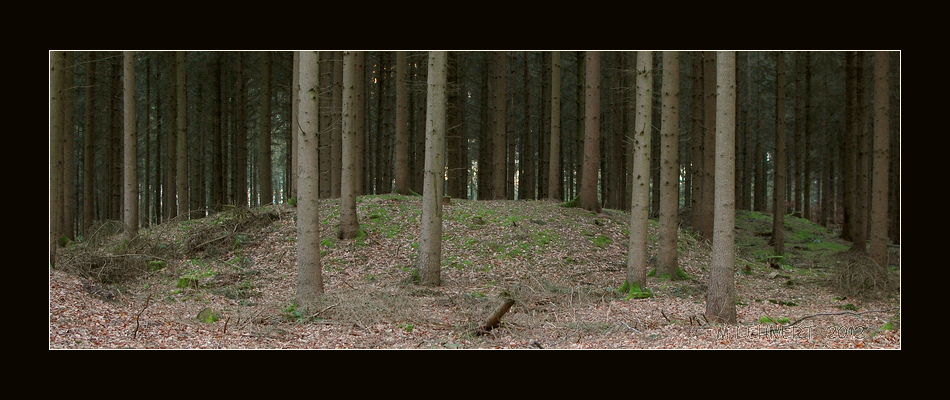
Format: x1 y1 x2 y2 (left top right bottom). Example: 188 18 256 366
49 196 900 349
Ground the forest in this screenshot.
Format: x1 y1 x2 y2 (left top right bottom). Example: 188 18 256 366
48 51 900 349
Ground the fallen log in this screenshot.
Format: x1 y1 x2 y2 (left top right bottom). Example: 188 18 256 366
476 299 515 336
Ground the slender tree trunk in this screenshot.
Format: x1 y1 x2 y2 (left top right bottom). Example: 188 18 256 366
771 52 787 255
61 52 76 240
657 51 682 279
869 51 890 266
700 51 716 239
417 51 448 286
548 51 562 201
491 51 507 200
851 52 869 253
259 51 273 205
340 51 362 239
627 51 653 291
706 51 737 324
579 51 602 213
123 51 138 240
50 52 65 266
176 51 189 217
393 51 410 195
295 51 324 308
290 50 299 201
164 53 177 220
841 51 856 242
803 52 812 221
318 52 333 199
234 52 248 207
82 52 97 233
331 51 344 198
690 52 704 233
447 52 463 199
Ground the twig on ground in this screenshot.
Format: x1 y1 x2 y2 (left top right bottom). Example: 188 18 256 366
132 294 153 339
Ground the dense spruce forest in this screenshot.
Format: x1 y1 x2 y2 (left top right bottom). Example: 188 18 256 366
49 51 900 349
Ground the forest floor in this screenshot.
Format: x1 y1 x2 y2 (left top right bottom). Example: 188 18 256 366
49 195 901 349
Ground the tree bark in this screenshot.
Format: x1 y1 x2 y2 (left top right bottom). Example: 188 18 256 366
331 51 344 198
627 51 653 290
579 51 601 213
869 51 890 266
50 51 65 266
657 51 682 279
851 52 869 253
547 51 562 201
477 298 516 335
491 51 507 200
706 51 737 324
416 51 448 286
771 52 787 255
339 51 362 240
123 51 138 240
295 51 324 308
173 52 188 217
700 51 716 240
82 51 96 234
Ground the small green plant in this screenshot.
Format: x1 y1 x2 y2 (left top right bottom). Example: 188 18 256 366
399 324 415 333
592 234 612 248
197 307 219 323
839 303 859 311
282 303 306 322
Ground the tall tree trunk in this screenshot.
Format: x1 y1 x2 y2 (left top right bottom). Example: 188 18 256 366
123 51 138 240
851 52 869 253
447 52 463 199
176 51 189 217
548 51 562 201
706 51 737 324
627 51 653 291
295 51 324 308
519 52 534 200
354 51 366 196
394 51 410 195
82 52 97 233
290 50 299 201
491 51 507 200
164 53 177 220
771 52 787 255
869 51 890 266
840 51 856 242
700 51 716 240
579 51 602 213
793 52 805 217
802 52 812 221
690 52 704 234
259 51 273 205
416 51 448 286
339 51 363 239
331 51 344 198
61 52 76 240
50 52 65 266
319 52 333 199
657 51 682 279
234 52 248 207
